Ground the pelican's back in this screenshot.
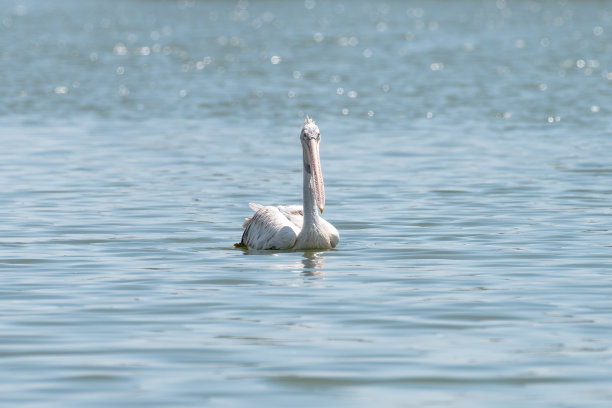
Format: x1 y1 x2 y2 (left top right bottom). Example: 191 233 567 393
238 204 301 250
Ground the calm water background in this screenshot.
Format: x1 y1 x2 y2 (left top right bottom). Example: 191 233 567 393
2 0 612 406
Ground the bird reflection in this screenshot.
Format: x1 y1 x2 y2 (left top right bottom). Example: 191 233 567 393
300 251 326 277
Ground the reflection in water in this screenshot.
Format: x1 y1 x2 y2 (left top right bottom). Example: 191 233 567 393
247 250 328 280
300 251 326 277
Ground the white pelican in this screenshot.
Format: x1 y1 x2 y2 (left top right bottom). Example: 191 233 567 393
236 116 339 250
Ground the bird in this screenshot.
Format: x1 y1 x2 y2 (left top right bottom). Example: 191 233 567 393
235 116 339 250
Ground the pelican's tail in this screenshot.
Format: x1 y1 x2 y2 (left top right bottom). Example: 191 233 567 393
237 203 265 246
242 203 264 228
242 217 252 228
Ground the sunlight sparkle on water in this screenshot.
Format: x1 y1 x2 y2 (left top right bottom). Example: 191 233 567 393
113 43 128 55
53 86 68 95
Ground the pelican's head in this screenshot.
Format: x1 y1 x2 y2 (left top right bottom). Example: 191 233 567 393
300 116 325 213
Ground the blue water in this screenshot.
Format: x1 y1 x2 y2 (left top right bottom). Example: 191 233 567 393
2 0 612 406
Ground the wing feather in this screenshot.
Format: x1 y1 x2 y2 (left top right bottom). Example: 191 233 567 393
249 202 264 212
277 205 304 229
239 205 300 250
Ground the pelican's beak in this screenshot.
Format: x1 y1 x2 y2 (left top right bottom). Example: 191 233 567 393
305 138 325 213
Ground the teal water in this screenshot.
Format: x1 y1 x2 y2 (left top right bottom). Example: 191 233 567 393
2 0 612 406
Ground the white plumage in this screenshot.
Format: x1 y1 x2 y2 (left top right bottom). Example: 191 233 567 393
236 117 339 250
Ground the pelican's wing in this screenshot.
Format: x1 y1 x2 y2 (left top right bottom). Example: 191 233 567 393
239 204 301 250
242 203 302 228
249 203 264 212
277 205 304 229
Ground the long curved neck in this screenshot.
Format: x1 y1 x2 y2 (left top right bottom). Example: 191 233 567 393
302 155 320 228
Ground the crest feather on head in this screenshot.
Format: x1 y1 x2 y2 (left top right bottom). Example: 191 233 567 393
303 115 315 126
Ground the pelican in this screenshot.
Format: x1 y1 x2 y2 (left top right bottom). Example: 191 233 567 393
236 116 339 250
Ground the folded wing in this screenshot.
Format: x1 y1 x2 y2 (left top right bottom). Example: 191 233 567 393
239 204 302 250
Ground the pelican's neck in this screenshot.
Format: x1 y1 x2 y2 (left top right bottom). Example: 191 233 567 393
302 157 320 227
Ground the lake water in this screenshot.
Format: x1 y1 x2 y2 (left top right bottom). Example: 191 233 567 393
2 0 612 406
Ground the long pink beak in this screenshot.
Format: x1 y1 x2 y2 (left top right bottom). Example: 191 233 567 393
305 139 325 213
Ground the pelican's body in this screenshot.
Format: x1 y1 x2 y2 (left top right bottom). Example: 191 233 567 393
237 117 339 250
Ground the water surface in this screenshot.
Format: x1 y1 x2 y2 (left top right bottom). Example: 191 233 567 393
1 0 612 406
